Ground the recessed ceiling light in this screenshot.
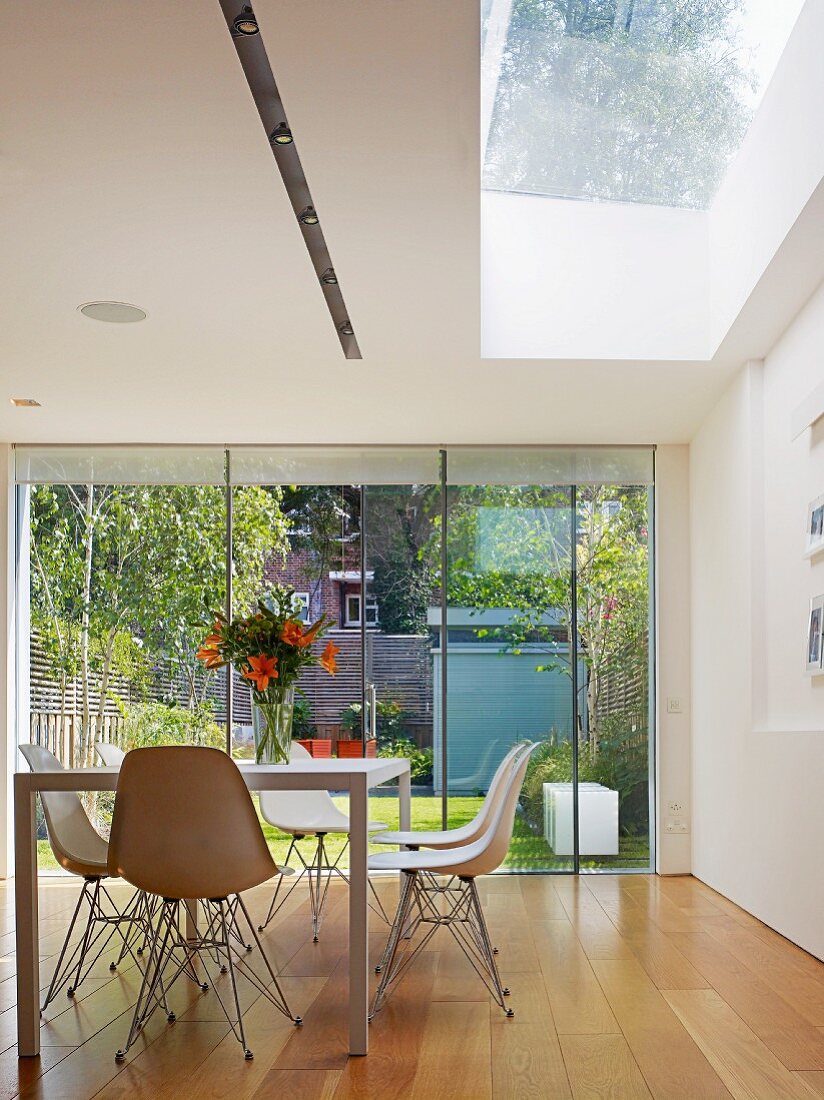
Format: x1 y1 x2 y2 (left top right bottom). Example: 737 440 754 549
320 268 338 285
269 122 293 146
232 7 258 35
10 397 41 407
79 301 147 323
338 320 354 336
298 206 319 226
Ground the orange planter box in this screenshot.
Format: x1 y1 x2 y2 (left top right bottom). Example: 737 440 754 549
336 739 378 759
295 739 332 758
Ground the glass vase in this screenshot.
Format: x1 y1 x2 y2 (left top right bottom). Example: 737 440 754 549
251 687 295 765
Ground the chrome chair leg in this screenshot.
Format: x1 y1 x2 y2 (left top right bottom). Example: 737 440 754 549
372 874 515 1018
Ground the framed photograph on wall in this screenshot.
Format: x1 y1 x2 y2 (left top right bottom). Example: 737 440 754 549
804 494 824 558
805 595 824 674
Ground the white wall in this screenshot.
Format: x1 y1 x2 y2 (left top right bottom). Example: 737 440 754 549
0 446 17 879
709 0 824 351
654 446 692 874
691 283 824 960
482 191 708 360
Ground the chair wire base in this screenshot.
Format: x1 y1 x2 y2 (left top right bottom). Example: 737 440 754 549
258 834 389 941
114 894 300 1063
371 872 513 1018
42 878 153 1012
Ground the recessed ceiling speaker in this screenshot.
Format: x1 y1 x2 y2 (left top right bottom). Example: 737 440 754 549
78 302 147 323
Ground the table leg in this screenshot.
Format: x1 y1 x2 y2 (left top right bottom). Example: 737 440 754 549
348 773 369 1056
398 766 411 833
15 776 39 1056
184 899 198 940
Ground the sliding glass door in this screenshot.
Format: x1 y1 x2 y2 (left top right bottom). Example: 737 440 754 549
16 444 654 874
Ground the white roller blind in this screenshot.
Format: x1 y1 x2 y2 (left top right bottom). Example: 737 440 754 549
229 447 442 486
446 447 654 486
14 447 227 485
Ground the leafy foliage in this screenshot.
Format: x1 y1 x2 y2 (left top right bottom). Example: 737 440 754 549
367 486 439 635
377 738 434 784
118 701 225 750
29 482 289 765
291 696 318 739
521 722 649 837
440 484 650 751
485 0 755 207
340 698 412 744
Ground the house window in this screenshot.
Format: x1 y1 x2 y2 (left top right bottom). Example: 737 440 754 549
345 593 379 627
292 592 310 622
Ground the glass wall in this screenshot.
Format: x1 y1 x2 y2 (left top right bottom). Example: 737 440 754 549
16 444 654 874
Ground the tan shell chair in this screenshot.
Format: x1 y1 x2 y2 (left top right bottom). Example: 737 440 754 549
108 746 300 1062
370 742 540 1018
19 743 148 1010
257 741 389 940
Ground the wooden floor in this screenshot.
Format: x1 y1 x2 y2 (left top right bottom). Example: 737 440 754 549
1 874 824 1099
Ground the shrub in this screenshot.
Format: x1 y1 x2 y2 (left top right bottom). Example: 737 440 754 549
378 737 434 784
521 717 649 838
119 701 225 750
292 696 317 739
340 698 412 746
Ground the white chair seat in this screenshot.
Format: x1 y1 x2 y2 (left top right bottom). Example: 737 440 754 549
369 838 486 876
371 744 530 854
277 815 389 836
371 826 466 849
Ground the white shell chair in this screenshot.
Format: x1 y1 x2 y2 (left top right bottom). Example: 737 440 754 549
257 741 389 940
369 742 540 1018
370 742 532 970
19 743 149 1010
371 742 530 853
95 742 126 767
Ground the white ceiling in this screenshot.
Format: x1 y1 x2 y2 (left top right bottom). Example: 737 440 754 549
0 0 815 446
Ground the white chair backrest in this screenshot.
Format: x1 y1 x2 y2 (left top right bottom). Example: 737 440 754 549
259 741 343 831
19 743 109 870
445 742 540 878
462 742 531 838
95 742 125 767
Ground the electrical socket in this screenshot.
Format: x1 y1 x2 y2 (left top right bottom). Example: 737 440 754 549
665 819 689 834
667 800 685 816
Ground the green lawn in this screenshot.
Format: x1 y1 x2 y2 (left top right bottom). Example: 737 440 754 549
37 795 650 873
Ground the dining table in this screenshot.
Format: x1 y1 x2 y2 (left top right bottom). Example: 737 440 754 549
14 755 412 1058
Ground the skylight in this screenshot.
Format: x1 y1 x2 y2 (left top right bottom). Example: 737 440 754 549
482 0 805 209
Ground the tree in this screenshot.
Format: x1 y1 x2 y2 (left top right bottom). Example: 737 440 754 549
29 482 289 766
368 485 438 635
440 483 650 753
484 0 755 207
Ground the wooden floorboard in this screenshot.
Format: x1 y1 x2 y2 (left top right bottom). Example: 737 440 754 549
0 875 822 1098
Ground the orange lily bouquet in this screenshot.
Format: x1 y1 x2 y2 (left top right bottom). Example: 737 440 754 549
197 585 340 764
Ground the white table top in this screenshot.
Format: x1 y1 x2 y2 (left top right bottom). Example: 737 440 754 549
14 756 411 792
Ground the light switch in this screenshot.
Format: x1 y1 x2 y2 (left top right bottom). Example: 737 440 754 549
667 697 683 714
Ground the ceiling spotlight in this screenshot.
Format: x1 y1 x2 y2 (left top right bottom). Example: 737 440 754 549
10 397 41 408
338 320 354 336
78 301 147 323
232 7 259 35
320 268 338 285
298 206 319 226
269 121 293 146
